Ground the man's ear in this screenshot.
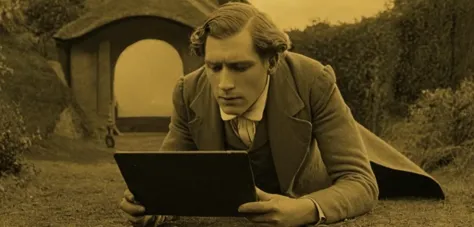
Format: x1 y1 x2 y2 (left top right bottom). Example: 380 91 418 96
269 55 278 68
267 55 278 75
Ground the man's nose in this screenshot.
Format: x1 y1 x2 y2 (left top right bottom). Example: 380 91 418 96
218 70 235 91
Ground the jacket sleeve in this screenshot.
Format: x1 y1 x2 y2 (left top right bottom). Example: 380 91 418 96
159 76 197 151
304 65 379 224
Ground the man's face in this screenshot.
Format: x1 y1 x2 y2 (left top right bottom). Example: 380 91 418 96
204 28 270 116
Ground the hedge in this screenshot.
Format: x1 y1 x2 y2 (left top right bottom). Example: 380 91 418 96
287 0 474 134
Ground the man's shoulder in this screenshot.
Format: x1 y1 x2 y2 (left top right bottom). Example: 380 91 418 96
174 66 208 100
182 65 207 87
283 52 337 96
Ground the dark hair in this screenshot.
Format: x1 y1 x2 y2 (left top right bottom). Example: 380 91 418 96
189 2 291 65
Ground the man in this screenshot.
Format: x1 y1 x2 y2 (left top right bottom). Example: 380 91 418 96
119 2 445 227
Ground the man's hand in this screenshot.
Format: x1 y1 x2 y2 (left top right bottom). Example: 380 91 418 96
238 187 318 227
119 189 154 227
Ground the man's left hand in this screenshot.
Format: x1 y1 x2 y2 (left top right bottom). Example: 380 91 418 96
238 187 318 227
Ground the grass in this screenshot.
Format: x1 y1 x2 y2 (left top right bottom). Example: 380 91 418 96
0 134 473 227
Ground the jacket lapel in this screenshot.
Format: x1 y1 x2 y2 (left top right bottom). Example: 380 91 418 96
187 62 313 195
188 69 226 151
266 59 313 195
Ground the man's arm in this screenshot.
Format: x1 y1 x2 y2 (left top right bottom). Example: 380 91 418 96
304 65 379 224
159 76 198 151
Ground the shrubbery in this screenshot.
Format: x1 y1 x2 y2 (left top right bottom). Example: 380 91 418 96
392 0 462 110
0 0 27 34
0 0 85 58
0 45 41 177
24 0 85 57
387 77 474 171
0 99 33 176
287 0 474 135
288 12 400 134
0 0 90 177
0 34 71 138
24 0 85 36
287 0 474 172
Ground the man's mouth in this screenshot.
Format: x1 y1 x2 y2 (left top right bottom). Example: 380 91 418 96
219 96 240 101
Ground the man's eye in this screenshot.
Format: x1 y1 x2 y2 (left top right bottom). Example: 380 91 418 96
231 64 250 72
208 64 222 72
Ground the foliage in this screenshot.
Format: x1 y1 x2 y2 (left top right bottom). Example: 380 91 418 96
0 0 85 36
387 77 474 171
0 0 28 34
0 46 13 87
287 0 474 134
391 0 458 113
288 12 400 134
0 100 36 177
0 35 72 138
0 0 85 58
0 45 42 177
0 0 94 143
408 80 474 148
23 0 85 37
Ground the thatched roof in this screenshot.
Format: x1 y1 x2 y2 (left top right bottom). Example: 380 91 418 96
54 0 219 41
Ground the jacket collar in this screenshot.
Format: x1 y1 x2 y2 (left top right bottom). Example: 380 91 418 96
189 53 311 194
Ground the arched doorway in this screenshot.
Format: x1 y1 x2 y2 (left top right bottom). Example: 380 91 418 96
113 39 183 132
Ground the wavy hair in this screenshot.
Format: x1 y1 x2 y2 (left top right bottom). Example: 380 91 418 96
189 2 291 67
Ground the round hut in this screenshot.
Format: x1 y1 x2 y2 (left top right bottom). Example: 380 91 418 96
53 0 225 132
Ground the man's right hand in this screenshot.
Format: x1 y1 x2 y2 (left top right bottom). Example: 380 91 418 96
120 189 154 226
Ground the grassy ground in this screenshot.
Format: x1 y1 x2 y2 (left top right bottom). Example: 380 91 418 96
0 134 473 227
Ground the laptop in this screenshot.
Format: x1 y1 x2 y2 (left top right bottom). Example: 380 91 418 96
113 150 258 217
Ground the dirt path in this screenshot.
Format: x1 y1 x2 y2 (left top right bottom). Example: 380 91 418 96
0 134 473 226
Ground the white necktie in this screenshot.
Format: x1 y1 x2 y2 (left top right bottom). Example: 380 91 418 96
231 117 256 148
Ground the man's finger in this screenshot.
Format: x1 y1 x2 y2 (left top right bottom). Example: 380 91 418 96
238 201 276 213
245 212 280 224
120 198 146 215
124 189 136 202
123 212 145 224
255 187 274 201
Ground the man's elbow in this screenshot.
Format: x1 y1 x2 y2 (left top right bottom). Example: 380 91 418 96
364 171 380 212
345 170 380 213
353 160 380 211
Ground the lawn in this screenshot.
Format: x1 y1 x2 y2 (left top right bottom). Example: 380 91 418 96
0 134 473 227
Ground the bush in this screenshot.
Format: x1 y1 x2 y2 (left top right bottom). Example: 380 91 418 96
0 100 34 176
288 11 400 134
386 77 474 172
0 0 85 58
24 0 85 38
0 45 41 177
0 45 13 81
25 0 85 58
0 35 71 138
0 0 29 34
0 0 85 36
287 0 474 134
392 0 458 112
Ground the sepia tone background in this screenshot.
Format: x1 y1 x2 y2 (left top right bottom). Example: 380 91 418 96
0 0 473 226
53 0 392 133
115 0 390 121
